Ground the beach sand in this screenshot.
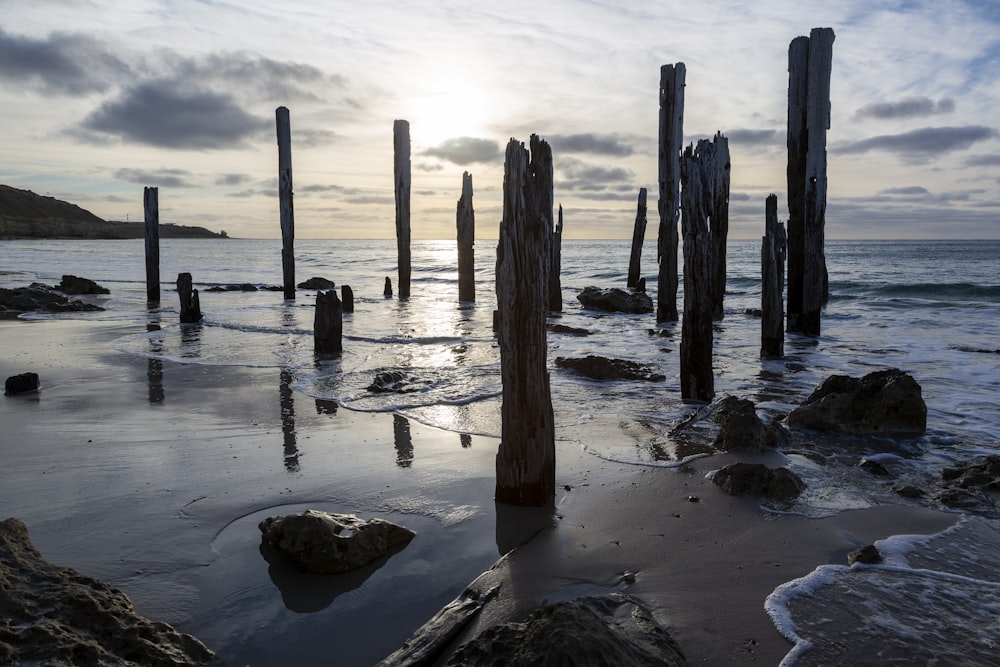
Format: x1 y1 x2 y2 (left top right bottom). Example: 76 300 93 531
0 318 959 665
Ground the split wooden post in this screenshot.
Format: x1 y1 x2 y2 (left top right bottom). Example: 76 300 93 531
394 119 412 298
276 106 295 300
143 187 160 303
657 62 685 323
679 140 716 402
176 272 202 323
709 132 731 321
786 28 834 335
549 204 563 312
627 188 647 290
495 134 556 507
761 194 787 358
456 171 476 302
314 289 343 354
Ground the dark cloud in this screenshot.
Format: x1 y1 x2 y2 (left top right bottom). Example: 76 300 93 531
0 28 130 96
422 137 502 165
724 129 780 145
836 126 997 156
548 133 635 156
77 82 269 149
558 157 634 192
966 154 1000 167
215 173 253 187
854 97 955 120
114 167 197 188
878 186 930 196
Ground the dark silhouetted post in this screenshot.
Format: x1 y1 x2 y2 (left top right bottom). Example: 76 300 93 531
144 186 160 303
657 62 685 323
709 132 731 321
761 194 787 358
457 171 475 302
495 135 555 507
177 272 202 323
314 289 343 354
384 277 392 297
394 119 411 298
276 106 295 300
341 285 354 313
628 188 647 290
549 204 563 312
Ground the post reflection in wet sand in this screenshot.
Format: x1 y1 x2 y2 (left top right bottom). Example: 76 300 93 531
146 321 164 404
393 414 413 468
280 370 299 472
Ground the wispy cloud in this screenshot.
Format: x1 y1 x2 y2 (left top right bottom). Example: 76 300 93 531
835 126 997 157
422 137 502 164
877 186 930 196
114 168 198 188
0 27 130 96
854 97 956 121
548 133 635 157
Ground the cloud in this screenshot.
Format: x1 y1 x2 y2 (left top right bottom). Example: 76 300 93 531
558 156 634 188
114 168 198 188
878 186 931 196
422 137 502 165
548 133 635 156
965 154 1000 167
724 129 781 146
215 173 253 186
77 83 269 149
854 97 956 121
836 126 997 157
0 28 130 96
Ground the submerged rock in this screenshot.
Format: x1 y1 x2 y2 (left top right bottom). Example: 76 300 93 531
55 274 109 295
848 544 882 566
555 355 665 382
577 286 653 314
367 370 432 393
942 456 1000 491
0 517 213 665
549 323 592 336
786 368 927 436
712 396 786 451
258 509 416 574
5 372 39 395
712 463 805 499
298 276 336 290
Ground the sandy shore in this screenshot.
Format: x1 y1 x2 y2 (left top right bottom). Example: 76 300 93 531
0 318 959 665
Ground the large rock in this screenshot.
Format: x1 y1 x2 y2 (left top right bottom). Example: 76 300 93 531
786 368 927 435
942 456 1000 491
298 276 336 290
258 509 416 574
367 370 432 394
55 274 110 295
0 517 214 666
555 355 665 382
577 286 653 314
0 284 104 314
712 396 786 451
447 593 687 666
5 372 39 395
712 463 805 499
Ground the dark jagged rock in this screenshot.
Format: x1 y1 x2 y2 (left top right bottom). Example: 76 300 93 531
712 396 786 451
298 277 336 290
893 485 924 498
0 517 214 665
712 463 805 499
0 284 104 314
55 275 109 295
206 283 259 292
942 456 1000 491
848 544 882 566
786 368 927 435
934 488 988 510
259 510 415 574
367 370 431 393
549 323 591 336
5 372 39 395
555 355 665 382
859 459 891 476
446 594 687 666
577 286 653 314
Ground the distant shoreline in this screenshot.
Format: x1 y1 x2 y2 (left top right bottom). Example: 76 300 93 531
0 218 228 240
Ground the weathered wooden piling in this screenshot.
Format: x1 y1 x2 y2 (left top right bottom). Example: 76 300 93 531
143 186 159 303
341 285 354 313
709 132 731 321
176 272 202 323
679 140 716 402
549 204 563 312
457 171 475 302
394 119 412 299
786 28 834 336
628 188 647 290
761 194 787 358
314 289 343 354
276 106 295 300
384 277 392 297
495 135 555 507
657 62 685 323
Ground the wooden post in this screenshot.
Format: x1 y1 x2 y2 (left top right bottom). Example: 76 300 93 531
457 171 476 302
341 285 354 313
177 272 202 323
495 134 555 507
761 194 787 358
709 132 731 321
657 63 685 323
549 204 563 312
679 140 715 402
384 277 392 297
394 119 412 299
627 188 647 290
276 106 295 300
314 289 343 354
143 186 160 303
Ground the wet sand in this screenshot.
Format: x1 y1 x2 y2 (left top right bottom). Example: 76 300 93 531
0 318 958 665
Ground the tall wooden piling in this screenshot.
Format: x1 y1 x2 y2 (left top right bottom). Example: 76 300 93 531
679 140 716 402
457 171 475 302
276 106 295 300
761 194 787 358
787 28 834 335
549 204 563 312
495 135 555 507
628 188 647 290
394 119 412 298
314 289 343 354
176 272 202 323
709 132 731 321
657 62 685 323
144 186 160 303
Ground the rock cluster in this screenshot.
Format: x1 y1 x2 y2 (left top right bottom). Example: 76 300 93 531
366 370 432 393
555 355 665 382
0 284 105 315
577 286 653 314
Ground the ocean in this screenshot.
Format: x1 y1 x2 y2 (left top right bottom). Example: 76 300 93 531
2 237 999 664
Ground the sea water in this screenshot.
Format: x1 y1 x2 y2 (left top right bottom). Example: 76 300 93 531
3 237 999 663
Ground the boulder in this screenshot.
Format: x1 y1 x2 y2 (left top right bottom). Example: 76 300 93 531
942 456 1000 491
367 370 431 393
0 284 104 314
258 509 415 574
847 544 882 566
555 355 665 382
712 396 786 451
577 286 653 314
298 277 336 290
0 517 213 665
549 323 591 336
54 275 109 294
712 463 805 499
446 594 687 666
786 369 927 435
5 372 39 395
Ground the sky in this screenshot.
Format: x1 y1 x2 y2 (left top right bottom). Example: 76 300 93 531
1 0 998 240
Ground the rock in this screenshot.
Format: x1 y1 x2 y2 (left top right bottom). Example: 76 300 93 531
848 544 882 565
554 355 665 382
0 284 104 314
577 286 654 314
55 275 109 294
942 456 1000 491
786 369 927 435
712 396 786 451
712 463 805 499
446 594 687 666
0 517 214 665
934 488 987 510
549 323 591 336
258 509 415 574
298 277 336 290
893 484 924 498
5 372 39 395
859 459 891 476
366 370 431 393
